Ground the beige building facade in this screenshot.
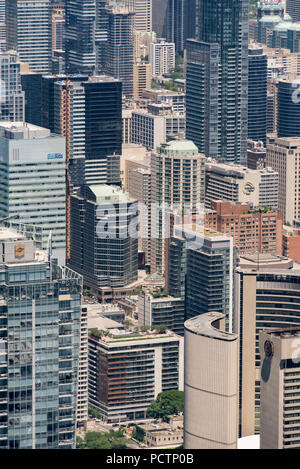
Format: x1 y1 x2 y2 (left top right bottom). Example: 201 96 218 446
235 254 300 437
260 328 300 449
266 135 300 224
184 312 239 449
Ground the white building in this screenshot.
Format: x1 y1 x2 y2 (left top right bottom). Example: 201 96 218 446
0 122 66 265
149 40 175 77
205 158 279 210
131 108 185 150
266 135 300 224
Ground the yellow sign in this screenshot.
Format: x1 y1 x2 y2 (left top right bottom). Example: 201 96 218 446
15 243 25 258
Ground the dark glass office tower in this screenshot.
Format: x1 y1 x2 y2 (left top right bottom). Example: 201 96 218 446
69 184 138 298
83 76 122 185
277 78 300 138
95 0 109 74
65 0 96 75
186 0 248 164
167 0 185 54
286 0 300 22
105 6 135 98
166 0 196 54
248 45 267 144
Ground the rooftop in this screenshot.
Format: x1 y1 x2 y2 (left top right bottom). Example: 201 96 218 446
158 139 199 156
184 312 238 342
89 184 133 204
0 121 52 140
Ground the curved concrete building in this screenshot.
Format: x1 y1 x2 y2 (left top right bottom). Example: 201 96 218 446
184 312 238 449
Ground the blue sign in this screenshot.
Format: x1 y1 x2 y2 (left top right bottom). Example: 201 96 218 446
47 153 63 160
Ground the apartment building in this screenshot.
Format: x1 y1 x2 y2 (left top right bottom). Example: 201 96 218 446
204 201 283 255
88 323 184 423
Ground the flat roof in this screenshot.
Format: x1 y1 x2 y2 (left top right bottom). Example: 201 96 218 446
184 312 238 342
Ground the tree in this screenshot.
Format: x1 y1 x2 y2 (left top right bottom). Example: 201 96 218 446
76 430 129 449
132 425 145 443
88 404 102 420
146 390 184 420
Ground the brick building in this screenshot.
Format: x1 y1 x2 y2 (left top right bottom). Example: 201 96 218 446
204 201 283 255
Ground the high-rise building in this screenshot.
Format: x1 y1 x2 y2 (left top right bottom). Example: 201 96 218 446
131 106 185 151
151 140 206 274
95 0 109 74
184 312 238 449
52 3 65 52
82 76 122 185
205 159 279 211
65 0 96 75
149 40 175 77
286 0 300 22
0 51 25 122
235 254 300 437
248 45 267 145
0 0 5 44
186 0 248 164
129 0 152 32
169 225 236 332
277 77 300 138
260 328 300 449
166 0 185 54
266 136 300 225
0 122 66 265
88 318 184 423
69 184 138 301
105 6 135 98
133 61 151 99
6 0 52 74
0 225 82 449
152 0 168 38
204 201 283 256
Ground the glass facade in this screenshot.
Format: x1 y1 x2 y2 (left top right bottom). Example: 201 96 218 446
0 230 82 449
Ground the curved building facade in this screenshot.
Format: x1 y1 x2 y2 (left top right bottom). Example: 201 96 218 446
184 312 238 449
278 79 300 138
236 255 300 437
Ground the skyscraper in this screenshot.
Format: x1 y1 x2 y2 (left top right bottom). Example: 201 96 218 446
166 0 185 54
169 225 236 332
0 122 66 265
235 254 300 437
184 312 238 449
0 225 82 449
151 140 206 274
0 51 25 122
129 0 152 32
248 45 267 144
83 76 122 185
286 0 300 22
95 0 109 74
260 328 300 449
65 0 96 75
105 6 135 98
186 0 248 164
6 0 52 74
69 184 138 301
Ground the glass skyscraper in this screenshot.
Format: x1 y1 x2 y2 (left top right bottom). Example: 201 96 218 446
6 0 52 74
186 0 248 164
0 226 82 449
65 0 96 75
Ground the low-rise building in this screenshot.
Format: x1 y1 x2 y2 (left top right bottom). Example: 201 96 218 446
141 417 183 448
138 292 185 335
